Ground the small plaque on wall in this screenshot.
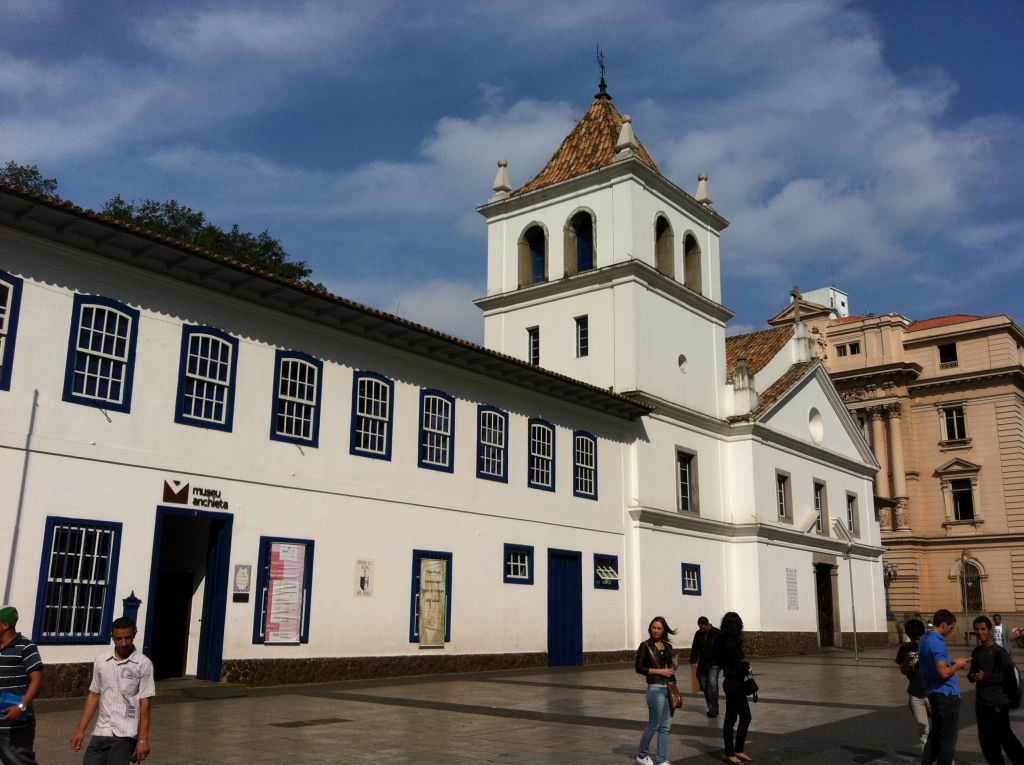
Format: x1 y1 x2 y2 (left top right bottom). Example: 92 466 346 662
233 564 252 594
355 559 374 597
786 567 799 610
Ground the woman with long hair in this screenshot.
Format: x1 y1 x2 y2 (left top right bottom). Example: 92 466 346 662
719 611 753 763
634 616 678 765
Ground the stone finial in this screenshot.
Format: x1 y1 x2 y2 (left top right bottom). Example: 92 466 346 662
489 159 511 202
696 171 713 205
731 357 758 413
614 115 638 160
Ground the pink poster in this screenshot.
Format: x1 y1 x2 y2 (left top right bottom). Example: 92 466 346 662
264 542 306 644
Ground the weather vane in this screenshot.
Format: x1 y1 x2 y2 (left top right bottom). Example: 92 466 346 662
596 45 608 97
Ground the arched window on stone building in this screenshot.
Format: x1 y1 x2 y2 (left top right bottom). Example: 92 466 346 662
518 225 547 287
684 233 702 294
564 211 594 276
961 561 983 612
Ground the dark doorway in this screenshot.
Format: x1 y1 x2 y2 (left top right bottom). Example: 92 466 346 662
547 548 583 666
815 563 835 647
145 507 232 681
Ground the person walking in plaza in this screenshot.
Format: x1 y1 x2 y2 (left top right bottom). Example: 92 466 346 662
919 608 970 765
993 614 1013 660
719 611 752 764
70 617 155 764
689 616 721 718
0 606 43 765
968 615 1024 765
896 618 930 754
634 616 678 765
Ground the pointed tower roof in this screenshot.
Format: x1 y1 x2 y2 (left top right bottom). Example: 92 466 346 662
513 90 661 197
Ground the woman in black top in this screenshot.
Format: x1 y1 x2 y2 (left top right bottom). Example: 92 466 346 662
634 616 678 765
719 611 752 763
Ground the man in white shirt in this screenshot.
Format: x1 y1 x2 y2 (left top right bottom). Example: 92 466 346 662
70 617 154 764
993 613 1013 659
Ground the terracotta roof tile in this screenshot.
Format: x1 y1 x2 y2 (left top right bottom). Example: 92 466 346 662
729 361 818 422
513 95 660 196
832 315 866 324
907 314 984 332
725 326 794 377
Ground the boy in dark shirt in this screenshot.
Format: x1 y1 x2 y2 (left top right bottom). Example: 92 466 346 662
896 618 929 753
969 615 1024 765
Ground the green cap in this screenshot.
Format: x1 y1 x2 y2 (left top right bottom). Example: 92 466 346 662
0 606 18 627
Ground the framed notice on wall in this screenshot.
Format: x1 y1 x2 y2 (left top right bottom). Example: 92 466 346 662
265 542 306 644
418 557 447 648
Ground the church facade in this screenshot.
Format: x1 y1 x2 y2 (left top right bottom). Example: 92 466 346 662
0 84 887 694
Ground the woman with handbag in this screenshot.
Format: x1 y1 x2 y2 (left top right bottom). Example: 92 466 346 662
634 616 680 765
719 611 753 764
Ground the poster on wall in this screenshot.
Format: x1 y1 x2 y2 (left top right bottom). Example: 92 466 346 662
786 567 799 610
419 558 447 647
355 559 374 597
265 542 306 644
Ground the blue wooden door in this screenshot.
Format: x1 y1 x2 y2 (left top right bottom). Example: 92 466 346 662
197 516 233 681
547 548 583 666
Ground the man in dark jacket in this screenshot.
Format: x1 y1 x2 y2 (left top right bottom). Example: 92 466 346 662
690 616 721 717
969 615 1024 765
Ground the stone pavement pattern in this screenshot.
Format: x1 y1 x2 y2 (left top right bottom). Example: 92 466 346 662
28 648 1024 764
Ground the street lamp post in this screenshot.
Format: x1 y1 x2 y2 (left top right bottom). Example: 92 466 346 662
883 561 898 621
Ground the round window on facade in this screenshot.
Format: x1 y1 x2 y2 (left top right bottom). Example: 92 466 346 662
809 407 824 443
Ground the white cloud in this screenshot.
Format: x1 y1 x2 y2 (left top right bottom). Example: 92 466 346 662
327 276 485 343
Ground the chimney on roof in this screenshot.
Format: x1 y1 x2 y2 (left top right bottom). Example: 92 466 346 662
731 357 758 414
696 172 713 205
490 159 511 202
614 115 638 160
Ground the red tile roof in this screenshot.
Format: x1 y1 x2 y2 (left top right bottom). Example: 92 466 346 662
832 315 866 324
906 315 984 332
513 94 660 196
725 326 794 377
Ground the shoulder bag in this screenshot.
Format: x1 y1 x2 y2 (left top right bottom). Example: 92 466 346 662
646 643 683 710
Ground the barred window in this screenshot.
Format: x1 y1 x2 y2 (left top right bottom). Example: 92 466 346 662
351 372 393 459
272 352 321 446
63 295 140 412
573 431 597 499
419 390 454 471
528 419 555 490
175 326 238 430
35 518 121 643
477 406 508 481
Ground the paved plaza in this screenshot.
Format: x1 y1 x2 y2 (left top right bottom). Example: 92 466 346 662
29 647 1023 764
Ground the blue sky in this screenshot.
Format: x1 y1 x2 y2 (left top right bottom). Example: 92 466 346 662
3 0 1022 341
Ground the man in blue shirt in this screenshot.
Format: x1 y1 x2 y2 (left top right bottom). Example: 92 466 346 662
918 608 970 765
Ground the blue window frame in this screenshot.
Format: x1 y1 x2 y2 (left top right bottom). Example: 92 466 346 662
418 389 455 472
573 212 594 272
503 544 534 585
252 536 314 644
573 431 598 499
594 554 619 590
476 405 509 482
0 269 24 391
62 294 140 412
681 563 702 596
175 325 239 431
269 350 322 447
525 226 546 284
528 419 555 491
350 371 394 460
34 516 122 644
409 549 453 644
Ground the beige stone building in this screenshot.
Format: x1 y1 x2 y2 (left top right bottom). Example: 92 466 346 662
749 295 1024 632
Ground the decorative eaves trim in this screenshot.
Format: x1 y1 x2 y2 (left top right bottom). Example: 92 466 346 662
628 506 884 558
474 259 734 323
829 362 922 384
907 367 1024 392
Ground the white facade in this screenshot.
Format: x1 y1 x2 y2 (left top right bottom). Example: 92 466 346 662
0 90 886 687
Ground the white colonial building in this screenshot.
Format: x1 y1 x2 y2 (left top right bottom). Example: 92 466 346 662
0 83 887 693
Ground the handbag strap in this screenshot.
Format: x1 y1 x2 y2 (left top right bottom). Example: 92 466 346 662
645 642 664 669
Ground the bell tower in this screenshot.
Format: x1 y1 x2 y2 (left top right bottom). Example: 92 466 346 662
474 82 733 417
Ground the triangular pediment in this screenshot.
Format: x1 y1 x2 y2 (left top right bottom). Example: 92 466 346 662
935 458 981 476
513 93 661 197
767 299 833 327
